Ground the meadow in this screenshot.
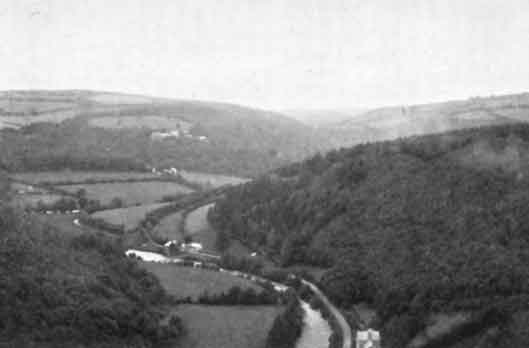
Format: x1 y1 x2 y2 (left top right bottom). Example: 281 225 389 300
90 202 170 231
12 193 65 209
141 262 260 301
151 210 185 243
88 115 192 130
56 181 193 205
10 170 160 184
178 169 249 188
184 203 217 251
171 305 282 348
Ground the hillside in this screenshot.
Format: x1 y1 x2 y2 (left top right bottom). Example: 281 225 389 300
0 175 184 347
282 108 369 127
330 93 529 144
209 123 529 347
0 90 337 176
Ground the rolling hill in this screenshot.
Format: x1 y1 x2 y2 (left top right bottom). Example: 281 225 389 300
330 93 529 144
209 123 529 348
0 90 340 176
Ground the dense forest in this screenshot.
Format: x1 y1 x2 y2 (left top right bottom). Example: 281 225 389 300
0 175 184 347
209 123 529 347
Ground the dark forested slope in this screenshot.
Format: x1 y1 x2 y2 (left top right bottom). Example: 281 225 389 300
209 124 529 347
0 176 183 347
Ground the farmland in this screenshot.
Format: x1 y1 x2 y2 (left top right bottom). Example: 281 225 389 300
171 305 282 348
91 202 170 230
12 193 65 209
184 203 217 251
141 262 260 301
177 169 249 188
56 181 193 205
10 170 160 184
88 115 193 130
151 210 185 243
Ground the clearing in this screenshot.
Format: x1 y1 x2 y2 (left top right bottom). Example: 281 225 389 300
171 305 282 348
10 170 160 184
88 115 192 130
56 181 193 205
177 169 249 188
184 203 216 251
151 210 185 243
91 202 170 230
141 262 260 301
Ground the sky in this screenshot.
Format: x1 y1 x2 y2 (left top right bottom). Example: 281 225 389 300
1 0 529 110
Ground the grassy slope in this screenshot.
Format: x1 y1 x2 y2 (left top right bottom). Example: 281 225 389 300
91 202 170 230
151 210 185 242
333 92 529 144
10 170 160 184
56 181 192 205
184 203 217 251
172 305 282 348
141 262 260 301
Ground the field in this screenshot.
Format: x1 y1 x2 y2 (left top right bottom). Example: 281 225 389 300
88 115 192 130
178 170 249 188
171 305 282 348
56 181 193 205
12 193 65 209
91 202 169 230
0 111 78 129
151 210 185 242
141 263 260 300
184 203 217 251
10 171 160 184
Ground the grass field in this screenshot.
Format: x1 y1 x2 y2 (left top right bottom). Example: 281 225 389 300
12 193 65 209
178 170 249 188
151 210 185 243
88 115 192 130
10 171 160 184
91 202 170 230
184 203 217 251
171 305 282 348
56 181 193 205
141 262 260 300
0 111 78 129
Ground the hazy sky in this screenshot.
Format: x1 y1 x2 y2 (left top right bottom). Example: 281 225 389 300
1 0 529 110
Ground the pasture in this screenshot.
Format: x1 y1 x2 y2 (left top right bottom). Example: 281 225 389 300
184 203 217 251
151 210 185 243
178 169 249 188
91 202 169 231
0 111 78 129
141 263 260 301
55 181 193 205
171 305 282 348
10 170 160 184
88 115 192 130
12 193 65 209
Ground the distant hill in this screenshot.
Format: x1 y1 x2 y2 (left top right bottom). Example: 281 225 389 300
331 93 529 143
0 90 340 176
209 123 529 347
282 108 369 127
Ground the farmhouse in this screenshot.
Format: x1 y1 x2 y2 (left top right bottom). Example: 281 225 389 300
356 329 380 348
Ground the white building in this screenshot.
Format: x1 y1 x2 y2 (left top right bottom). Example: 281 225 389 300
356 329 380 348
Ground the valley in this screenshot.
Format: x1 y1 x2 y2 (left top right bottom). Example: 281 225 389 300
3 90 529 348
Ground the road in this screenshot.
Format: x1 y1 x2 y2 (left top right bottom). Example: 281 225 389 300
301 280 353 348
